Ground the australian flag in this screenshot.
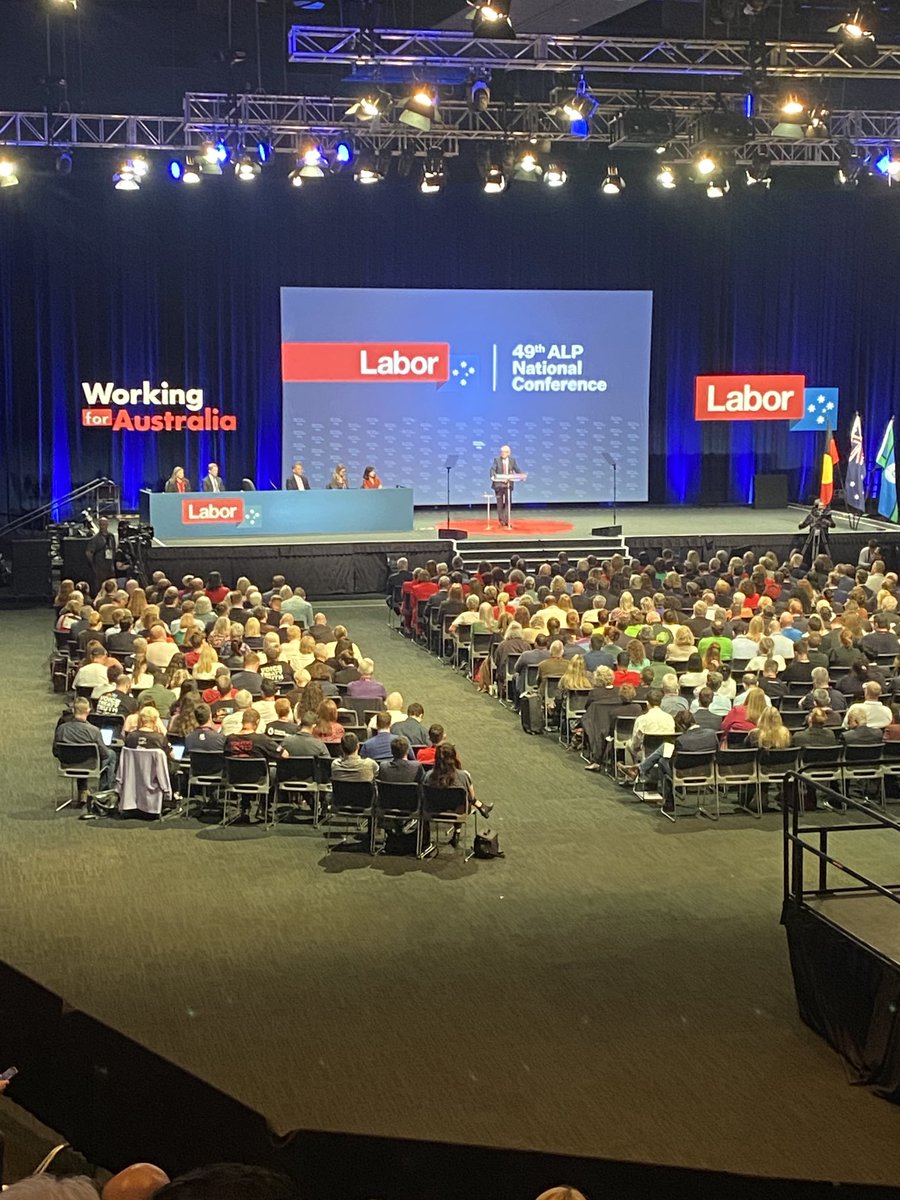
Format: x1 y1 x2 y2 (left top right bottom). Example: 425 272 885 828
791 388 839 432
846 412 866 512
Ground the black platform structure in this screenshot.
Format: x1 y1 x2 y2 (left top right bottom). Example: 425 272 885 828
782 774 900 1104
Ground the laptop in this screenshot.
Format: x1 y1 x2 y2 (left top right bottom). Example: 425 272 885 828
100 726 114 746
170 743 186 761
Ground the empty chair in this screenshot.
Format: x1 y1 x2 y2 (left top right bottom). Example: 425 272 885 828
756 747 800 817
714 746 759 819
222 757 270 825
272 756 324 827
326 778 376 853
842 743 885 809
665 748 717 823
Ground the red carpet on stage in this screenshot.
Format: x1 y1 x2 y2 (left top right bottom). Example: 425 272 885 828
440 519 575 536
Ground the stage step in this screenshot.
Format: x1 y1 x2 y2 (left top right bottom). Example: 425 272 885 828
455 536 627 570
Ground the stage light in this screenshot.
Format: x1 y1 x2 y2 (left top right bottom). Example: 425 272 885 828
256 139 273 164
706 174 729 198
113 158 143 191
298 144 327 178
55 149 73 175
695 152 718 176
235 153 260 182
0 158 20 188
469 0 515 38
354 152 385 184
513 149 542 182
399 85 438 132
656 163 676 189
550 81 596 128
288 159 304 188
334 140 353 165
611 107 672 149
543 160 567 188
835 146 867 188
830 10 877 58
469 79 491 112
182 157 201 185
600 166 624 195
199 141 224 175
773 95 829 140
345 93 388 122
483 162 506 193
875 149 900 179
745 156 772 187
420 152 445 194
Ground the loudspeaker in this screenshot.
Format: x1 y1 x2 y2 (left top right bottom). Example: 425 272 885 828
11 537 51 598
753 472 788 509
62 537 93 585
437 528 468 540
591 525 623 537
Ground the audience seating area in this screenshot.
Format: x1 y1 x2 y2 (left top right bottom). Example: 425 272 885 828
388 543 900 822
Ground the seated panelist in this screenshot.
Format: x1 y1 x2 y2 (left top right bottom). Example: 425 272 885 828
285 461 312 490
164 466 191 493
201 462 225 492
326 463 348 490
361 465 382 489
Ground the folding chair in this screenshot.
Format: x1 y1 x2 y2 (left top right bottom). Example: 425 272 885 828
440 613 457 663
55 743 101 812
326 778 376 853
880 740 900 802
222 756 271 825
714 746 759 819
469 631 495 681
88 712 125 745
453 623 473 672
798 745 845 810
420 785 473 860
631 733 676 803
756 747 800 817
272 756 322 827
184 749 225 818
74 685 96 707
559 689 591 747
665 748 717 822
842 743 885 809
781 709 808 732
608 715 637 781
374 781 423 855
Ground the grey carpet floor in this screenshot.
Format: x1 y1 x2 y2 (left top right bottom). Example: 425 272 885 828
2 602 899 1186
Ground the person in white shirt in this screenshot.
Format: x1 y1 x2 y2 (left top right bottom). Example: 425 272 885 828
629 688 675 760
145 625 180 670
251 679 280 729
366 692 406 733
73 646 114 697
220 689 254 735
746 637 786 674
730 623 760 662
849 681 894 730
766 620 795 661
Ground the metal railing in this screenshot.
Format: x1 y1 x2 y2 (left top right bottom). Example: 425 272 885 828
0 478 118 540
782 771 900 907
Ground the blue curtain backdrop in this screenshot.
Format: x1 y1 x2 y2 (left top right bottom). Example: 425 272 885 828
1 170 898 519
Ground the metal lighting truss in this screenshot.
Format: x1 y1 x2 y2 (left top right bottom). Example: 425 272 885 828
2 93 899 164
288 25 900 79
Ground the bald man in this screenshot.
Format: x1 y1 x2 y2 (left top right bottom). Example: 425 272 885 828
102 1163 170 1200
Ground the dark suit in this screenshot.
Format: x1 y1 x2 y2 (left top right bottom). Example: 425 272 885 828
285 473 312 490
490 454 521 527
201 475 225 492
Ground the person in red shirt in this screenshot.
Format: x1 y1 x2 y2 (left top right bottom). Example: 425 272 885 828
721 686 768 734
204 572 231 605
361 465 382 489
414 722 445 764
612 651 641 688
403 569 439 635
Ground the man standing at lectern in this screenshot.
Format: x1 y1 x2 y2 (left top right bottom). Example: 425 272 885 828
201 462 225 492
490 444 522 529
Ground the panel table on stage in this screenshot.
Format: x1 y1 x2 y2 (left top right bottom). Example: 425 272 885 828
146 488 415 541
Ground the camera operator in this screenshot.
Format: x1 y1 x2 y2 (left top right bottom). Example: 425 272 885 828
798 499 835 561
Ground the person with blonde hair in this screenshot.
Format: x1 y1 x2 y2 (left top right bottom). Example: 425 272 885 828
665 624 695 663
721 685 767 734
749 704 791 749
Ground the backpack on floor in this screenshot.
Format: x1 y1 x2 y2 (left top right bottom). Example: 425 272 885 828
520 692 544 736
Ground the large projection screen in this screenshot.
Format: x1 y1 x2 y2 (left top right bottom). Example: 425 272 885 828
281 287 652 506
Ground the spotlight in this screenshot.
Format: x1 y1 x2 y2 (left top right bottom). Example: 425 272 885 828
199 140 227 174
399 85 438 132
345 93 389 121
235 153 260 182
182 157 201 185
835 146 867 188
256 139 273 165
773 96 829 140
656 163 677 189
334 140 354 166
469 78 491 112
611 108 673 149
288 160 304 188
600 166 624 195
875 148 900 179
695 151 718 176
469 0 515 38
354 152 385 184
298 144 327 178
513 148 542 182
543 160 567 188
113 158 143 191
549 80 596 137
830 10 877 58
706 174 729 198
420 153 445 194
0 157 20 188
483 162 506 193
745 156 772 187
55 149 73 175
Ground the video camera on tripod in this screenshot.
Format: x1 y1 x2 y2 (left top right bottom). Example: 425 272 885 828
116 519 154 585
798 500 835 563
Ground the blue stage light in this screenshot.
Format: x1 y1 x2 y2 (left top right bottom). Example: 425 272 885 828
215 140 229 163
334 140 353 164
570 118 590 139
168 159 183 181
257 140 273 164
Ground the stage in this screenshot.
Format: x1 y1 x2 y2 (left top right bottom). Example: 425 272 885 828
138 503 899 599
